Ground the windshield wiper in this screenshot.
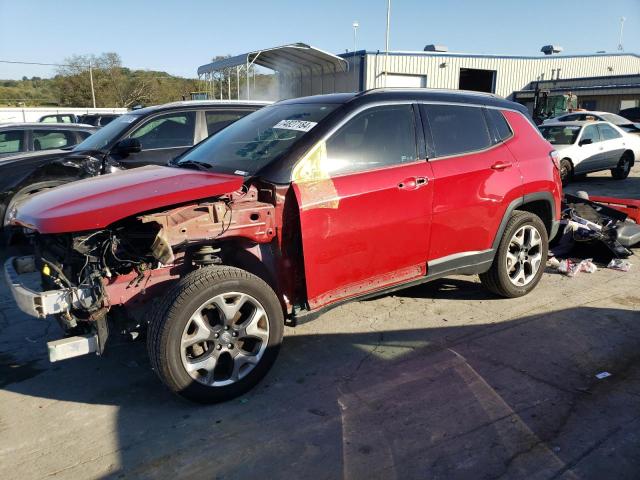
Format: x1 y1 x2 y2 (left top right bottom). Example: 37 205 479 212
173 160 212 171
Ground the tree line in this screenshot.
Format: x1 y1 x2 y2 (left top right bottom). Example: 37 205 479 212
0 52 276 108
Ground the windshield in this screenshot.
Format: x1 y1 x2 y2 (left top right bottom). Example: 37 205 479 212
539 125 581 145
72 113 140 151
174 103 339 176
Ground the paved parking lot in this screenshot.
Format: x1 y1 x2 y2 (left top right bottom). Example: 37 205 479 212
1 170 638 480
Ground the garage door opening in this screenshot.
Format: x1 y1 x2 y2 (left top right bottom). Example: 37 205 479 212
459 68 496 93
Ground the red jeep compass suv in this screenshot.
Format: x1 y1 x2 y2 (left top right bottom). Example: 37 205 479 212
5 89 562 403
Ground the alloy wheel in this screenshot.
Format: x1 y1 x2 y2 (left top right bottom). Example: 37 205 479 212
180 292 270 387
505 225 543 287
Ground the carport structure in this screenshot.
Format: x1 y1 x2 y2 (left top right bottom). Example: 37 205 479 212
197 43 350 100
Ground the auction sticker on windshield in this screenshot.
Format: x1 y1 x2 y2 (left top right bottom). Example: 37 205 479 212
273 119 318 132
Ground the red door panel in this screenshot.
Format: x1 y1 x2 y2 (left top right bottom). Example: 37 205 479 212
427 143 523 261
295 161 434 309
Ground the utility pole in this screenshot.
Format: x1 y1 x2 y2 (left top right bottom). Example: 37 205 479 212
89 61 96 108
353 21 359 91
618 16 626 51
384 0 391 87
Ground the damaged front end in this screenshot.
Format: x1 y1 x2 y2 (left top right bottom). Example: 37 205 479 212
5 185 277 362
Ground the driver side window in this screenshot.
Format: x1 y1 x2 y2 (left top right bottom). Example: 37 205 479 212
323 104 417 176
129 111 196 150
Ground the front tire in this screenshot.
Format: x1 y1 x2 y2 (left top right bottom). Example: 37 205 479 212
147 266 284 404
480 211 548 298
611 151 632 180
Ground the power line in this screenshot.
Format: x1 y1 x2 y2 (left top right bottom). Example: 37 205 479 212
0 60 76 67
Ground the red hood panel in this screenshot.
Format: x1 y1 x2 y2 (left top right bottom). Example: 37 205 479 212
15 165 243 233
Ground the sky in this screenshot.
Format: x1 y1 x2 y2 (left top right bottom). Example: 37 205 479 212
1 0 639 80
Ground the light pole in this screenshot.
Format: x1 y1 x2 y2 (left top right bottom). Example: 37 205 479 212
352 20 359 91
89 61 96 108
618 16 626 51
384 0 391 87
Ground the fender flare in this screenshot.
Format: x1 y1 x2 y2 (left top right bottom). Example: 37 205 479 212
491 192 559 250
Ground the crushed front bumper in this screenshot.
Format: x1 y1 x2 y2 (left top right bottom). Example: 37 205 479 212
4 256 92 318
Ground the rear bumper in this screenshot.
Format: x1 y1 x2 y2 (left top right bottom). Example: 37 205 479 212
3 256 91 318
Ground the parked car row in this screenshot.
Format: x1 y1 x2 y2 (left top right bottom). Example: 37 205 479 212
4 89 564 403
39 112 121 126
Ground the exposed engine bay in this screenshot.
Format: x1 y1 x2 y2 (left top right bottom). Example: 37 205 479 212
29 185 277 351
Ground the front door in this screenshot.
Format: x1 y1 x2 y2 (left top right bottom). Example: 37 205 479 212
293 104 433 309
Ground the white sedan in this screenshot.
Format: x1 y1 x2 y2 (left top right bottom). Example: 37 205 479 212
539 121 639 185
542 110 640 135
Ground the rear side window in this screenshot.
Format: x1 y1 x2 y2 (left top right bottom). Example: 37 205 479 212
597 124 622 140
423 104 491 157
205 110 251 136
33 130 75 150
581 125 601 143
486 108 513 143
77 131 93 140
0 130 24 154
324 104 417 176
129 111 196 149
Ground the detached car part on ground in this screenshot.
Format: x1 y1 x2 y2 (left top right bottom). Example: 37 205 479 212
5 89 562 403
0 100 268 239
551 193 640 260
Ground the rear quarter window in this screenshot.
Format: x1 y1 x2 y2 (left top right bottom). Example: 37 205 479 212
485 108 513 143
422 104 492 157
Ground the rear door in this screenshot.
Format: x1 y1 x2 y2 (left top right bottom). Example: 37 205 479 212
293 104 433 309
420 104 523 262
597 123 625 168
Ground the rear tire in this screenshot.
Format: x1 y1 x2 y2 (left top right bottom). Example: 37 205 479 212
611 151 632 180
147 265 284 404
480 211 548 298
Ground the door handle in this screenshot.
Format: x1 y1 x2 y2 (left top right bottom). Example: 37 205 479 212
398 176 428 190
491 161 513 170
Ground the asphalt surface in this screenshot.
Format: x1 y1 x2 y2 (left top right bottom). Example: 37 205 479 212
0 170 639 480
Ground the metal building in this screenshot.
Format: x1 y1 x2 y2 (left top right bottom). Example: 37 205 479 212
198 44 640 113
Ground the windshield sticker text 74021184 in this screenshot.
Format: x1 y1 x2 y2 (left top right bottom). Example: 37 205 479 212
273 119 318 132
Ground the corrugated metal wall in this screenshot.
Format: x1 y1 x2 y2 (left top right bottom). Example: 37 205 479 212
364 53 640 99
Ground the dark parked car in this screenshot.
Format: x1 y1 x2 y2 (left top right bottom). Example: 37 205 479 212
0 100 269 233
5 89 561 403
0 123 97 158
619 107 640 123
77 113 121 127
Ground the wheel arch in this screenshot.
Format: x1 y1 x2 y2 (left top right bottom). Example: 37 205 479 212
623 149 635 166
491 192 557 251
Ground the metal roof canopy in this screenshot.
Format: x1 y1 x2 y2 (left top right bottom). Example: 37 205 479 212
197 43 348 76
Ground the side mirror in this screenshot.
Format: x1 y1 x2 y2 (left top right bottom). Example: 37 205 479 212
579 138 593 146
113 138 141 155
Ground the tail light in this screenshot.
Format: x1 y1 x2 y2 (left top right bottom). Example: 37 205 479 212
549 150 560 170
